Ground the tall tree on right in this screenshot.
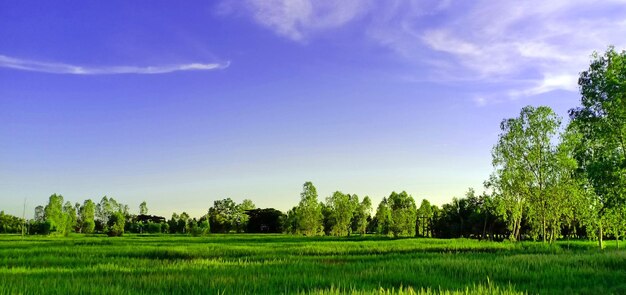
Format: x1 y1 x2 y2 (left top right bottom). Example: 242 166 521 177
569 47 626 249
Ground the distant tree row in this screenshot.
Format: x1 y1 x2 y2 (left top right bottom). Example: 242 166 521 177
1 48 625 249
18 195 278 237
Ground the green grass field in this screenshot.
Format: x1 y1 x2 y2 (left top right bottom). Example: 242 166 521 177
1 235 625 294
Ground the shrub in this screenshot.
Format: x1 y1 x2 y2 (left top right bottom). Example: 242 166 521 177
107 212 125 237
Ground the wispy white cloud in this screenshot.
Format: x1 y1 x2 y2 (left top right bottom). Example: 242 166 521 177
0 55 229 75
223 0 370 42
226 0 626 104
412 0 626 102
473 96 488 107
509 73 579 98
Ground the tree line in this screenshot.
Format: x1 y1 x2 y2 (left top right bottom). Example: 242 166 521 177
1 48 625 249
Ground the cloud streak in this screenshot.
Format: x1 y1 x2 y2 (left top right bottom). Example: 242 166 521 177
0 55 229 75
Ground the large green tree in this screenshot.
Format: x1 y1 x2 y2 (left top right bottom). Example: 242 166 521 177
353 196 372 235
208 198 238 233
107 211 125 237
63 201 77 234
235 199 256 233
569 47 626 249
80 199 96 234
295 182 323 236
548 129 593 243
326 191 357 236
388 191 417 237
375 197 392 235
491 106 563 242
96 196 128 232
44 194 66 236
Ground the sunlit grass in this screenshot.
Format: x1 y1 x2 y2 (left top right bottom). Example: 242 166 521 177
0 235 624 294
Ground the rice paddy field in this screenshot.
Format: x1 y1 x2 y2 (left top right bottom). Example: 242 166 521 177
1 235 625 294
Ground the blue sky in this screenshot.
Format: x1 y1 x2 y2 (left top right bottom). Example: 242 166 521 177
2 0 625 218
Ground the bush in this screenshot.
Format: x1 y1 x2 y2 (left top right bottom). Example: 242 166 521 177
107 212 125 237
147 222 162 234
29 221 51 235
82 220 95 234
190 221 210 237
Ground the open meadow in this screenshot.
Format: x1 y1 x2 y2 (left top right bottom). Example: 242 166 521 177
1 235 625 294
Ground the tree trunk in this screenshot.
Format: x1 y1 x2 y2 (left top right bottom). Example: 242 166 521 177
516 205 524 241
515 214 522 241
599 221 604 250
542 215 546 243
510 219 517 241
482 214 488 240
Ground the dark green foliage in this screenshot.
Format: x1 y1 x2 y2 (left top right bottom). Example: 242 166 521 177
246 208 284 233
283 207 298 234
96 196 129 231
80 200 96 234
325 192 358 236
416 200 434 237
321 202 334 236
167 212 187 234
375 198 392 235
296 182 323 236
44 194 66 235
388 192 417 237
0 211 24 234
135 214 166 224
107 212 125 237
28 220 51 235
208 198 240 233
352 196 372 235
146 222 162 234
63 201 77 235
569 47 626 249
189 220 210 237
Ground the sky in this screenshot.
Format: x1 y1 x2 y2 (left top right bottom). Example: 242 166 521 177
2 0 626 219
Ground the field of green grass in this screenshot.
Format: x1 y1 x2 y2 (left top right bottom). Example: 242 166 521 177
1 235 625 294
